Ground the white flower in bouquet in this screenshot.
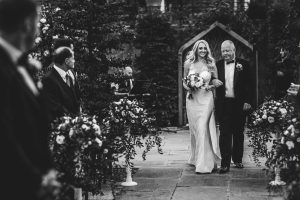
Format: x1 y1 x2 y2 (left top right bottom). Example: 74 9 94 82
95 138 102 147
268 116 275 123
92 124 101 135
292 118 297 122
103 149 109 154
88 141 92 145
297 137 300 143
56 135 65 144
69 128 74 137
81 124 90 131
262 115 267 119
281 137 285 144
40 18 46 23
279 108 287 116
200 71 211 83
284 130 289 136
121 111 126 117
190 81 195 87
114 119 119 123
286 141 295 150
195 81 202 88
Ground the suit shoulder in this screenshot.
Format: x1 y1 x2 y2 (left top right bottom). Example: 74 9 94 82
216 60 223 67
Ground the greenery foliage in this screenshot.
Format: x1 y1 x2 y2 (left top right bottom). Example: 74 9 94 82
134 13 178 126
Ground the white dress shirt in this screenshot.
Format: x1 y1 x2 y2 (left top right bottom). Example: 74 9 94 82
0 36 39 96
224 61 235 98
53 65 75 85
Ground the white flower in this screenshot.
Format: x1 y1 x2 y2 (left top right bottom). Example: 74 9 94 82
69 128 74 137
52 35 59 39
95 138 102 147
88 141 92 145
286 141 295 150
40 18 46 23
292 118 297 122
56 135 65 144
284 130 289 136
297 137 300 143
288 125 294 131
92 124 101 135
267 116 275 123
103 149 109 154
195 81 202 88
236 63 243 71
81 124 90 131
190 81 195 87
279 108 287 116
281 137 285 144
121 111 126 117
55 7 61 12
35 37 42 44
43 50 50 57
262 115 267 119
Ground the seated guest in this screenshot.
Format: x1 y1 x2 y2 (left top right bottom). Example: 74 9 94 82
118 66 134 93
42 47 80 121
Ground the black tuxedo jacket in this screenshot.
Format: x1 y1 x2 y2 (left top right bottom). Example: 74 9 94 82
0 47 53 199
42 67 80 121
215 58 255 120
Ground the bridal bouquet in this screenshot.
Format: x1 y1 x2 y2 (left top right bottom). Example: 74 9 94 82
183 71 211 99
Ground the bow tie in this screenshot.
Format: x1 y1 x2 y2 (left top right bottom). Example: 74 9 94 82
226 60 235 64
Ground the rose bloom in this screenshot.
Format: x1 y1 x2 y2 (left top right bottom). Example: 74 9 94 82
95 138 102 147
286 141 295 150
267 116 275 123
56 135 65 144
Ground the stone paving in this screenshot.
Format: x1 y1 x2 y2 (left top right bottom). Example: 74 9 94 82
114 128 285 200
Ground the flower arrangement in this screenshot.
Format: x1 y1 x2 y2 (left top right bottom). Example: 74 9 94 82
183 71 211 99
266 117 300 199
49 114 110 195
102 98 163 167
247 97 294 165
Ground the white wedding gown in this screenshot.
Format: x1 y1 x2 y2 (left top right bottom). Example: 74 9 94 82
186 62 221 173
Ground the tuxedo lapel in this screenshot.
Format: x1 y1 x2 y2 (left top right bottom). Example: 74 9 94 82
219 60 225 85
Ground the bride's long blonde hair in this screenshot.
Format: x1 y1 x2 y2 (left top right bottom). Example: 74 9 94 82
187 40 215 66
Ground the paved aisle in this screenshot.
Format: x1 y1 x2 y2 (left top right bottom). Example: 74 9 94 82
115 128 283 200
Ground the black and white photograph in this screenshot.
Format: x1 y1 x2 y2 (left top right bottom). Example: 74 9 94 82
1 0 300 199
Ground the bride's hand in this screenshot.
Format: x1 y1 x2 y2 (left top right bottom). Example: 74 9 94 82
211 79 223 88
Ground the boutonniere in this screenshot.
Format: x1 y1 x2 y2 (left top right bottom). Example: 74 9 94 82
236 63 243 71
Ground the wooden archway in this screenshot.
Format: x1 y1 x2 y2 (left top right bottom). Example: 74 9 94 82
178 21 257 126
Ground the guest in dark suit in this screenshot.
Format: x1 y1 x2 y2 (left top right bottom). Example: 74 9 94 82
43 47 80 121
215 40 255 173
0 0 59 199
274 48 297 99
45 38 74 73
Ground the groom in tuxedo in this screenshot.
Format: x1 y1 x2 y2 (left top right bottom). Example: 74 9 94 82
216 40 255 173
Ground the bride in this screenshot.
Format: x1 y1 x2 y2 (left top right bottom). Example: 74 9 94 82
183 40 223 173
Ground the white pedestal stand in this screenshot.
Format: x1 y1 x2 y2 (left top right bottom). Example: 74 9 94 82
121 165 137 186
269 167 286 186
74 187 83 200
